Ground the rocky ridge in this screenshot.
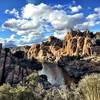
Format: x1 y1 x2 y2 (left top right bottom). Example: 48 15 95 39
28 30 97 62
0 30 100 87
27 30 100 85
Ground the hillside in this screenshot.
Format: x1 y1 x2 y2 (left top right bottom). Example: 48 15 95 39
0 30 100 100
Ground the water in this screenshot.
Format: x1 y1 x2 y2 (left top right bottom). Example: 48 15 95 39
38 63 65 86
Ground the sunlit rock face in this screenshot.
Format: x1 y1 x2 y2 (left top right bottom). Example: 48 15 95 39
27 30 100 86
27 44 40 59
47 36 63 47
96 32 100 39
63 31 93 56
38 63 65 86
27 36 63 62
28 30 95 63
82 37 93 56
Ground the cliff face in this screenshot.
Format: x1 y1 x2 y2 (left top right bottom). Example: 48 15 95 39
0 30 100 86
27 30 100 86
0 46 42 86
28 44 40 59
27 36 63 62
63 31 93 56
28 30 97 62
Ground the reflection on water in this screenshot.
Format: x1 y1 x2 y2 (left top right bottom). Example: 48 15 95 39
38 63 65 86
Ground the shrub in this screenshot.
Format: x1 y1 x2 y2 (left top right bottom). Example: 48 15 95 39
0 84 12 100
9 85 39 100
26 72 39 86
76 73 100 100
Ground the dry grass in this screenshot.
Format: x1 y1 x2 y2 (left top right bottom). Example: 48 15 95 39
76 73 100 100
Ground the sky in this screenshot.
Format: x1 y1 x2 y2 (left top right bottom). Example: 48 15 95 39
0 0 100 47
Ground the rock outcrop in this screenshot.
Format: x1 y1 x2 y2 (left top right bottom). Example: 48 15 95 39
63 31 93 56
28 44 40 59
82 37 93 56
27 36 63 62
0 46 42 86
26 30 100 87
96 32 100 39
27 30 100 63
0 30 100 87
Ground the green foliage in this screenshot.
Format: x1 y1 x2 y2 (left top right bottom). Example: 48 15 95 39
9 85 39 100
0 84 12 100
0 73 40 100
0 84 40 100
0 73 100 100
26 72 39 86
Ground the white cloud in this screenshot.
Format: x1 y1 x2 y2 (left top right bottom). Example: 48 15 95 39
2 3 85 46
8 34 16 41
94 7 100 13
70 5 82 13
5 8 20 18
0 34 16 48
75 7 100 30
53 4 64 9
21 3 51 19
86 14 98 21
53 32 67 39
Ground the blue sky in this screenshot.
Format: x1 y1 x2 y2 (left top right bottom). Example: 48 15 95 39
0 0 100 47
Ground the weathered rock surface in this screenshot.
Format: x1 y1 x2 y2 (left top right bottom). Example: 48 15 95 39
58 55 100 81
0 30 100 87
28 44 40 59
27 36 63 62
63 31 93 56
28 30 99 63
27 30 100 87
0 47 42 86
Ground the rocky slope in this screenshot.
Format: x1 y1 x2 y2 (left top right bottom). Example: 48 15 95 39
28 30 98 62
27 30 100 86
0 46 42 86
0 30 100 87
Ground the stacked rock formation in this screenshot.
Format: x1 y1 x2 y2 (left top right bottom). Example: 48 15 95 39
28 44 40 59
28 36 63 62
28 30 95 63
63 30 93 56
0 30 99 87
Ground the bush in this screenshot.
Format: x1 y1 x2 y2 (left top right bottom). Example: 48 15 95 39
26 72 39 86
0 71 41 100
1 73 100 100
76 73 100 100
0 84 12 100
9 85 39 100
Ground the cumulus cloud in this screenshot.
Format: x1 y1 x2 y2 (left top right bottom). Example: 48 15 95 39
2 3 85 45
94 7 100 14
5 8 20 18
75 7 100 30
0 34 16 48
86 14 98 21
21 3 51 19
70 5 82 13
